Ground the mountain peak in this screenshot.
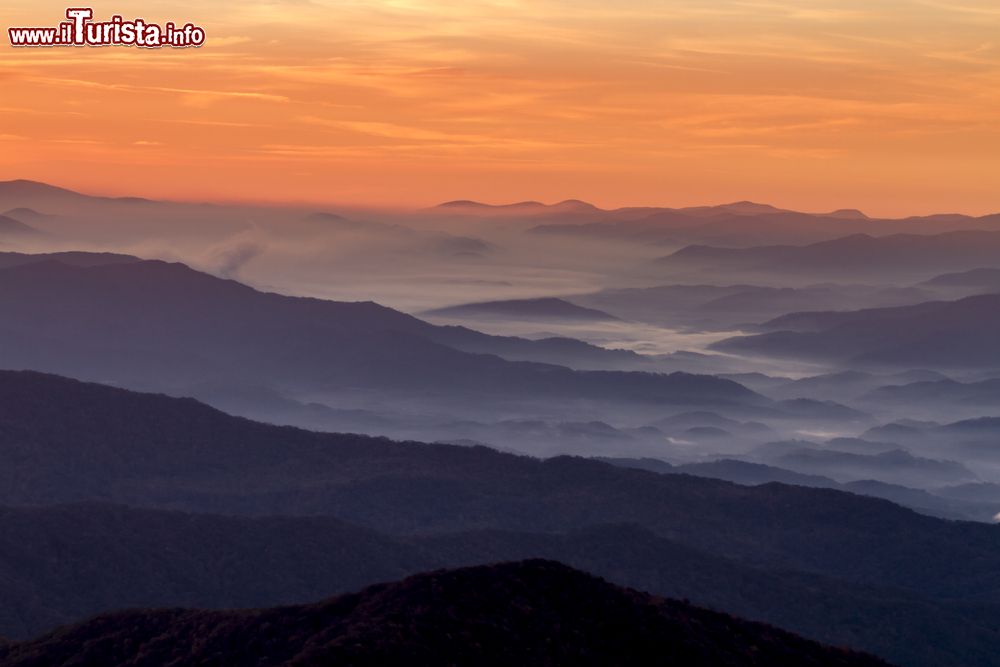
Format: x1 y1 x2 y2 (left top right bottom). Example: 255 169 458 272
0 559 890 667
433 199 599 215
0 179 82 198
824 208 869 220
717 201 785 215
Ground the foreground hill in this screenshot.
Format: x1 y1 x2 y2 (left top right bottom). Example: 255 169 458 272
2 503 995 666
712 294 1000 369
0 560 889 667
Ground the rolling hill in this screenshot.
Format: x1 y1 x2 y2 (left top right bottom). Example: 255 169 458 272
0 371 994 599
1 372 1000 664
0 560 890 667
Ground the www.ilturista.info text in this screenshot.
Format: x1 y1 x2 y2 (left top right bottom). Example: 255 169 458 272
8 8 206 48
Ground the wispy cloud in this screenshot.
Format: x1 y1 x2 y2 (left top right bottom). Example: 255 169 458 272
1 0 998 214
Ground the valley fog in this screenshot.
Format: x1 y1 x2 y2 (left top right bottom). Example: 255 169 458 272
4 183 1000 524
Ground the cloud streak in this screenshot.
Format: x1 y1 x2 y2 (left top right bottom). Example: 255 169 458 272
1 0 998 215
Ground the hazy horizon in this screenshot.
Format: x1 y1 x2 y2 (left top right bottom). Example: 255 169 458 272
3 3 1000 666
4 0 1000 217
3 177 1000 219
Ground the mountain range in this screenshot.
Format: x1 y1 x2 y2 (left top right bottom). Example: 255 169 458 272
2 371 1000 665
527 202 1000 247
0 560 889 667
0 253 762 405
713 294 1000 369
653 231 1000 281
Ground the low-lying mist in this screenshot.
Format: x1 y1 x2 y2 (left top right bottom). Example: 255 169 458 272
4 183 1000 521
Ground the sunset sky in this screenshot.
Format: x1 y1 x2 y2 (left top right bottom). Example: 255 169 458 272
2 0 999 215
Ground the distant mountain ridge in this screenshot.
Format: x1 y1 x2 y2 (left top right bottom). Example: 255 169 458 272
654 230 1000 280
423 297 619 322
713 293 1000 368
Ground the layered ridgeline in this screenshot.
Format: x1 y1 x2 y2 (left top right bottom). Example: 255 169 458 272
0 250 761 389
713 294 1000 369
0 561 888 667
652 231 1000 282
2 372 1000 665
516 199 1000 246
0 250 858 457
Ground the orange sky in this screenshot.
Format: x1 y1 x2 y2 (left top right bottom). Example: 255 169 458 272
2 0 999 216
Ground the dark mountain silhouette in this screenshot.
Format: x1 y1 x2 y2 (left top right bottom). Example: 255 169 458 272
712 294 1000 368
424 297 618 321
0 503 989 665
654 231 1000 280
3 373 1000 664
0 560 890 667
1 371 999 597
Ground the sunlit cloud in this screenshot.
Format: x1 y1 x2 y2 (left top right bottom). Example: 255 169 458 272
0 0 998 215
